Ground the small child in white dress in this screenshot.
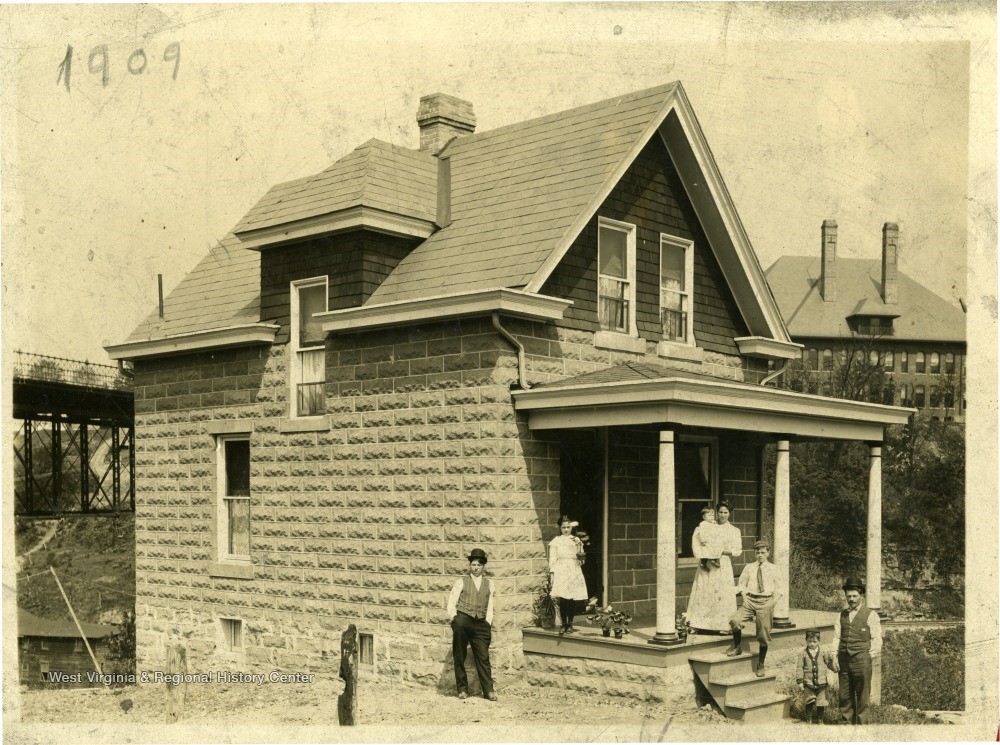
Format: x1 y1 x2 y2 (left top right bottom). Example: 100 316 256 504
697 507 722 571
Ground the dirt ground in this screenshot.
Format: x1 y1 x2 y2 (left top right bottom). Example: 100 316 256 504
15 674 727 729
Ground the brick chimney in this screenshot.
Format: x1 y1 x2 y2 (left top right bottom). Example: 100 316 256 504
820 219 837 302
881 222 899 304
416 93 476 155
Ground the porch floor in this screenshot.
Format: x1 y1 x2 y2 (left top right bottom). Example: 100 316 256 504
523 608 834 668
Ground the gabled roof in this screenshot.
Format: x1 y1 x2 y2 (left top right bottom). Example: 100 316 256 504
112 82 794 355
765 256 966 343
234 139 438 233
18 607 117 639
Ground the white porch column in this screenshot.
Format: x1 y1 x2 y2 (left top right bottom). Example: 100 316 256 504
866 444 882 611
650 430 681 645
773 439 793 627
868 443 883 704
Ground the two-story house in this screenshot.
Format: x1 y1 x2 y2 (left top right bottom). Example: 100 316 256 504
106 82 909 699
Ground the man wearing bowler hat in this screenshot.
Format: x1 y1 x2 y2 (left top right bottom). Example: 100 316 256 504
830 576 882 724
447 548 498 701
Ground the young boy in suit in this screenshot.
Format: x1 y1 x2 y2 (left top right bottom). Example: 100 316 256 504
797 628 834 723
446 548 498 701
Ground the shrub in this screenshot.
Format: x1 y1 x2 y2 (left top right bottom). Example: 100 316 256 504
882 627 964 710
103 610 136 682
788 550 844 612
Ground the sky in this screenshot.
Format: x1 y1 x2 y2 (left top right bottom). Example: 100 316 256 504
0 2 993 363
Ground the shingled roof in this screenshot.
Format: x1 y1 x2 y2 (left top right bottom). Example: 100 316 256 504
116 81 792 351
235 139 438 233
369 83 679 303
765 256 966 343
18 607 117 639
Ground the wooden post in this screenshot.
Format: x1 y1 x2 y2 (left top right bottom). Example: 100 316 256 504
165 645 187 723
338 624 359 726
773 440 794 628
49 566 102 674
649 430 681 646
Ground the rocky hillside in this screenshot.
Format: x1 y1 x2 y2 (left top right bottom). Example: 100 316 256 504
17 513 135 626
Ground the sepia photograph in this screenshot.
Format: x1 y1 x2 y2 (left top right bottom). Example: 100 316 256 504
2 2 996 743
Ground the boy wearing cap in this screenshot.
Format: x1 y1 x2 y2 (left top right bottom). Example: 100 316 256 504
830 576 882 724
727 539 782 678
796 629 834 723
447 548 498 701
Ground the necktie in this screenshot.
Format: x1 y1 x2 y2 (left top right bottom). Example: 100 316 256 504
756 563 764 594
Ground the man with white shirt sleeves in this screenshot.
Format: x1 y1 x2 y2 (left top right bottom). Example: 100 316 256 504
830 576 882 724
727 539 782 678
447 548 497 701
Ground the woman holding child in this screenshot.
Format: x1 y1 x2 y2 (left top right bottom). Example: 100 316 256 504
548 515 590 635
686 502 742 632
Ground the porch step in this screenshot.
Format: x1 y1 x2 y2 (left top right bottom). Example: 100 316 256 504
723 691 791 723
689 652 790 723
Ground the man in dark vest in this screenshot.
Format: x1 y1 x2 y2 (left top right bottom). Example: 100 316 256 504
830 576 882 724
446 548 497 701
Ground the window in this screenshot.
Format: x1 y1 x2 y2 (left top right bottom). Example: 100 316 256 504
944 389 954 408
883 351 894 370
899 384 910 407
597 218 636 334
930 352 940 374
900 351 908 373
915 352 926 374
944 353 955 374
74 639 83 652
914 384 926 408
290 278 328 417
220 618 243 650
40 640 49 651
808 349 819 370
674 438 717 560
857 316 893 336
39 661 49 681
869 350 879 365
822 349 833 372
659 234 694 343
217 436 250 561
359 632 375 666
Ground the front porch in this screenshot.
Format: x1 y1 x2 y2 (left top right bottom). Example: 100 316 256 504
522 609 834 720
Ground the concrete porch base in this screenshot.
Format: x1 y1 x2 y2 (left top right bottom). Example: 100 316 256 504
522 608 834 703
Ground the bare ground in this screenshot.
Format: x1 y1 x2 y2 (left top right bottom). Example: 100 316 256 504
15 674 727 728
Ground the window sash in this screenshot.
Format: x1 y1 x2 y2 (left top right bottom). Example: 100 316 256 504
660 290 687 342
224 497 250 557
598 275 630 332
297 348 326 416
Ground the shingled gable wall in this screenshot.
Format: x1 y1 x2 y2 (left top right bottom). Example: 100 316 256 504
541 133 749 357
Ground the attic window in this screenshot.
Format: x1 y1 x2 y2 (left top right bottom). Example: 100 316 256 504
855 316 893 336
597 218 636 335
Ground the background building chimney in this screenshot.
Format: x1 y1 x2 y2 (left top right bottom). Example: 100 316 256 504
881 222 899 304
417 93 476 155
820 219 837 302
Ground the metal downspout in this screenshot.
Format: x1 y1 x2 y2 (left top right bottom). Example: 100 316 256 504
761 361 788 387
492 312 530 390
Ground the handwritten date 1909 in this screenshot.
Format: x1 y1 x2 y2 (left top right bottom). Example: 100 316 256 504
57 42 180 91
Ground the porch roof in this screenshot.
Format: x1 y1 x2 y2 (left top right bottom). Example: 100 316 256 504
511 362 914 441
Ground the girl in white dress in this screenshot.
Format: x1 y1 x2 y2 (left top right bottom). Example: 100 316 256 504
686 502 742 632
548 515 589 635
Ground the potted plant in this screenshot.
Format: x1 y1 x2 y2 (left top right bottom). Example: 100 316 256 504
531 576 557 630
586 600 632 639
676 612 693 642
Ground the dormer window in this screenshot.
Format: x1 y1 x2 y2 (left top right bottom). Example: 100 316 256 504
854 316 894 336
597 218 636 334
290 278 328 417
660 234 695 344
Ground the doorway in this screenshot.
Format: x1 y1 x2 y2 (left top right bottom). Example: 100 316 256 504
558 429 605 603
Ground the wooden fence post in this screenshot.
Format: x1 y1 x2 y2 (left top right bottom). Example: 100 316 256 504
338 624 358 726
165 644 187 723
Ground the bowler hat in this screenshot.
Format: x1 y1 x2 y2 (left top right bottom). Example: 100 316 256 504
467 548 488 564
842 576 866 593
753 540 769 550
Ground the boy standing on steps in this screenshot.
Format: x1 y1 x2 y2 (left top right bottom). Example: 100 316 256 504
796 628 834 723
447 548 498 701
727 540 782 678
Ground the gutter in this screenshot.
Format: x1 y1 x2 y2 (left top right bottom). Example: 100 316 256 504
761 361 788 387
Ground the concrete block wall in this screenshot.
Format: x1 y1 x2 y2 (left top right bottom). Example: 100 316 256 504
132 319 561 686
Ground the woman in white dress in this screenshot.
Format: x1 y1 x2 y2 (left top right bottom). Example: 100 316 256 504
686 502 742 633
549 515 589 635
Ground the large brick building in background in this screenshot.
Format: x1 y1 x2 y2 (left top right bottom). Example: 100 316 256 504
106 82 909 691
767 221 966 420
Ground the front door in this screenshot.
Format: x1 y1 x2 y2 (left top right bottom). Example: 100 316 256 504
558 429 605 603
